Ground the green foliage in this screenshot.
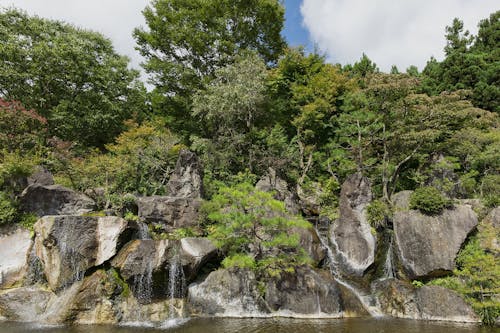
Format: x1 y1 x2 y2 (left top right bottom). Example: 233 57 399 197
409 186 451 215
109 268 130 298
0 8 145 147
0 191 17 225
123 212 139 223
366 199 392 229
18 213 38 231
134 0 285 137
411 280 424 288
204 182 311 278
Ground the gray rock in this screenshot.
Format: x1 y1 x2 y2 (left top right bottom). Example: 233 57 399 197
297 182 323 216
27 166 54 187
188 268 266 316
264 267 343 315
373 279 479 322
330 173 376 276
394 205 478 279
0 227 32 288
21 184 95 216
137 196 202 231
391 190 413 211
179 237 218 281
478 207 500 254
256 168 300 215
0 286 53 321
166 150 203 198
293 226 326 264
111 240 167 280
34 216 133 290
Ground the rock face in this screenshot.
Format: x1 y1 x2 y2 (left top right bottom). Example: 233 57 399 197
137 196 202 231
374 279 479 322
34 216 133 290
0 227 32 288
294 226 326 264
391 190 413 211
479 207 500 253
179 237 218 281
394 205 478 279
21 184 95 216
256 168 300 215
330 173 376 276
0 286 53 321
27 166 54 187
188 266 363 317
166 149 204 198
138 150 203 230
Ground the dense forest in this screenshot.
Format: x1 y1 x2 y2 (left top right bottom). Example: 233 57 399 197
0 2 498 324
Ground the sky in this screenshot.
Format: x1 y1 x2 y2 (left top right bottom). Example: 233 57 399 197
0 0 498 73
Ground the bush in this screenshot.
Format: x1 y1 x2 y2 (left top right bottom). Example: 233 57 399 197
0 191 17 225
409 186 451 215
366 199 392 229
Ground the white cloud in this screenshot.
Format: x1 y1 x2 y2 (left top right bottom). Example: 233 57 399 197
0 0 150 71
301 0 499 71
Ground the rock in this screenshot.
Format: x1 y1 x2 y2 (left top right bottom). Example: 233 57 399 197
111 240 163 280
256 168 300 215
21 184 95 216
293 226 326 264
166 150 203 198
264 267 343 315
330 173 376 276
0 286 52 321
391 190 413 211
297 182 323 216
27 166 54 186
187 268 267 316
34 216 133 290
394 205 478 279
179 238 218 281
0 227 32 288
483 207 500 229
137 196 202 232
416 285 479 322
373 279 479 322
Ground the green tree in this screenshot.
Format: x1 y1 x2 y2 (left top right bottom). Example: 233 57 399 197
0 8 146 147
204 182 311 277
134 0 285 137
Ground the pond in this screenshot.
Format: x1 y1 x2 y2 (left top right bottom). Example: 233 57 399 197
2 318 499 333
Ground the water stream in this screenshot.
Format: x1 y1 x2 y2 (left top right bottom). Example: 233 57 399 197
382 235 396 280
313 223 383 317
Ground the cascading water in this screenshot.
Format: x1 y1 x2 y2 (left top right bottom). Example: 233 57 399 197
133 261 153 304
137 221 151 240
382 236 395 280
160 253 188 328
313 222 383 317
25 245 44 285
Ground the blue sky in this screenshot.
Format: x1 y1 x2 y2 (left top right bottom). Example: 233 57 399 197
282 0 311 50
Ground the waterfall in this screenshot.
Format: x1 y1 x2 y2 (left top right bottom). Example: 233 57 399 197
382 236 395 280
160 254 189 328
132 261 153 304
137 221 151 240
313 224 383 317
25 245 44 285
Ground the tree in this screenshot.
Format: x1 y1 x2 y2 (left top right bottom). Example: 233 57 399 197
0 8 146 147
134 0 285 136
204 182 311 277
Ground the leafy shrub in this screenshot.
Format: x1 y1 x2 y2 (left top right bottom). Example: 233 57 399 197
409 186 451 215
366 199 392 229
204 182 311 278
0 191 17 225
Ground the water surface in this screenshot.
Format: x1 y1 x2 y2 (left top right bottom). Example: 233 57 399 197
2 318 499 333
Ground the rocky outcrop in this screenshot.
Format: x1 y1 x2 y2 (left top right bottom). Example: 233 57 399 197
294 226 326 264
330 173 376 276
137 196 202 232
166 150 204 198
478 207 500 254
21 184 95 216
188 266 365 318
27 166 54 187
374 279 479 322
297 182 323 216
138 150 203 231
34 216 134 290
256 168 300 215
179 238 217 281
0 227 32 288
0 286 52 321
393 205 478 279
391 190 413 211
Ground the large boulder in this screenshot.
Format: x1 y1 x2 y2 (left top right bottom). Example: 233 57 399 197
179 237 218 281
256 168 300 215
391 190 413 211
264 267 343 316
21 184 95 216
166 150 204 198
293 226 326 264
394 205 478 279
0 286 53 321
374 279 479 322
479 207 500 253
137 196 202 232
330 173 376 276
0 227 32 288
34 216 133 290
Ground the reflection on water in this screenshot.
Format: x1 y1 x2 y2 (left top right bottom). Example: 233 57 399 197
1 318 498 333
